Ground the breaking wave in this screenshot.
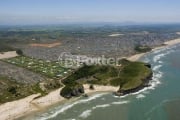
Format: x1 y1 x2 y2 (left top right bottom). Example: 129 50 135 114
78 100 130 119
92 104 110 109
36 93 107 120
136 94 146 99
79 110 92 119
111 101 129 105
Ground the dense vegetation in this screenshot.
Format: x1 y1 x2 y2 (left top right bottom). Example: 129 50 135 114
135 45 152 53
111 60 152 90
0 73 64 104
0 43 16 52
0 76 45 103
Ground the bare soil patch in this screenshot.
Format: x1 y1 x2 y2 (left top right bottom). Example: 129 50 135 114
29 42 61 48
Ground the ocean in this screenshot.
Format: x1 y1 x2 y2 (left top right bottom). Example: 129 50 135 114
21 44 180 120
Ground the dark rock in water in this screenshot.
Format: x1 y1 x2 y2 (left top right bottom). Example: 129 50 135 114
144 63 151 68
82 94 88 97
143 83 151 87
113 92 123 96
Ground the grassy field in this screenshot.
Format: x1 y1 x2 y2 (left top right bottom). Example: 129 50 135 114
62 65 118 85
3 56 70 79
0 43 16 52
110 60 152 90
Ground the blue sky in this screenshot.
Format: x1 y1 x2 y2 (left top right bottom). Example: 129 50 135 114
0 0 180 25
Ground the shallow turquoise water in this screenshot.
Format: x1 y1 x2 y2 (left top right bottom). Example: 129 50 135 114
22 44 180 120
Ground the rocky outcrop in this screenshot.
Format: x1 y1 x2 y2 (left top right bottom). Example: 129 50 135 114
115 71 153 96
144 63 151 68
60 84 84 99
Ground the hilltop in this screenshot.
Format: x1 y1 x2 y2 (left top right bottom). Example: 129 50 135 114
61 59 152 98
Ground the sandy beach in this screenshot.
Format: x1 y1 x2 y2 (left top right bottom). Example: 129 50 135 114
0 94 40 120
0 51 18 59
1 38 180 120
127 38 180 61
0 84 118 120
83 84 118 94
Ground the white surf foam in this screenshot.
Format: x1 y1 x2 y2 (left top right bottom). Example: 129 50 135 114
92 104 110 109
111 100 129 105
37 93 107 120
79 103 111 119
153 48 166 54
148 71 163 90
153 53 166 62
65 118 76 120
78 100 130 119
101 98 105 100
153 47 176 63
152 65 162 71
158 61 163 64
153 44 176 54
136 94 146 99
79 93 107 103
79 110 92 119
131 45 177 100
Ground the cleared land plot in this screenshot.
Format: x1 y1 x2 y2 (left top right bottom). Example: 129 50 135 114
0 61 45 84
29 42 61 48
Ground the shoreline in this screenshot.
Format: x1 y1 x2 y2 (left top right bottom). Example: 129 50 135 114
127 38 180 61
1 38 180 120
0 85 118 120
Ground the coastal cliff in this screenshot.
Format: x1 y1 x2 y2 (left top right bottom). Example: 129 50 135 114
115 70 153 96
